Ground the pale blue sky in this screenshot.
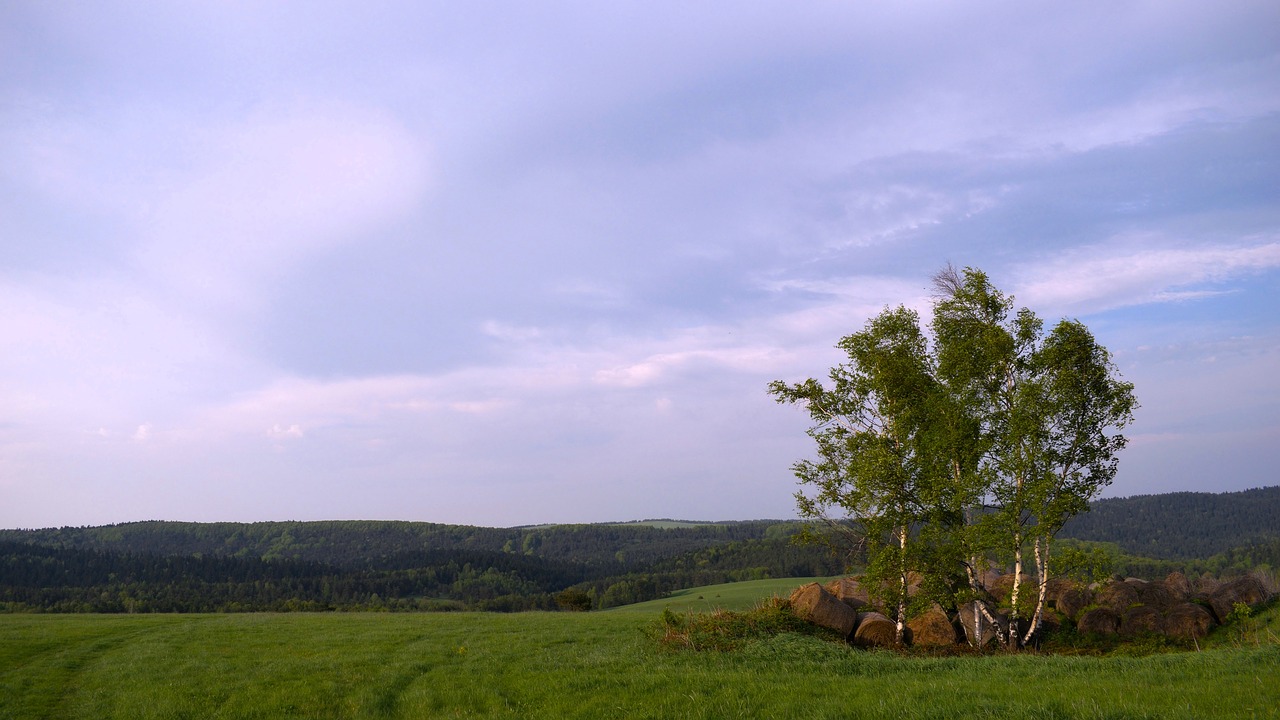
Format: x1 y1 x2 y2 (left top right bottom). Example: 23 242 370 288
2 1 1278 528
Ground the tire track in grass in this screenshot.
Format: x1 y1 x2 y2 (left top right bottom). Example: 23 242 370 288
370 661 432 717
4 618 175 719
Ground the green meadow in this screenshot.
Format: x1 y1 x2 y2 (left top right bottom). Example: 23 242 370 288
3 580 1278 719
605 576 841 613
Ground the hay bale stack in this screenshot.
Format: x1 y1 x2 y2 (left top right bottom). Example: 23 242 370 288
1044 578 1073 607
789 582 859 637
989 574 1016 603
1206 575 1272 623
1121 605 1162 636
1055 586 1093 620
957 602 1000 647
908 606 958 647
823 577 870 610
1164 571 1192 600
853 611 899 648
1193 574 1220 597
1133 580 1178 610
1095 580 1139 613
1077 607 1121 635
1163 602 1215 640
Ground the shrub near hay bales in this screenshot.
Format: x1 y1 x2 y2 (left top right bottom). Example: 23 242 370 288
658 597 844 652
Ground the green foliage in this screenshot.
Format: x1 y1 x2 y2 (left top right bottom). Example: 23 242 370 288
657 597 846 652
554 588 593 612
771 266 1137 648
1049 540 1115 584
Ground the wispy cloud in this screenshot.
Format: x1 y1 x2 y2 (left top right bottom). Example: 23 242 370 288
1013 237 1280 314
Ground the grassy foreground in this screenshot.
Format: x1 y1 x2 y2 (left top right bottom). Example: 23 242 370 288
3 608 1278 720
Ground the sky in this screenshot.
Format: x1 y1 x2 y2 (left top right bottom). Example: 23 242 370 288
2 2 1278 529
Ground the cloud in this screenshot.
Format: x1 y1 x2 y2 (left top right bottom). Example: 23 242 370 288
1013 237 1280 314
267 424 304 439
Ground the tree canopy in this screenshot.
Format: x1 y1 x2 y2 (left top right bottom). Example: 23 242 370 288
770 265 1137 648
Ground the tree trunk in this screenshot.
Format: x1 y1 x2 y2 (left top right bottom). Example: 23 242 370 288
964 556 1007 647
1022 536 1050 646
895 524 908 645
1008 527 1022 649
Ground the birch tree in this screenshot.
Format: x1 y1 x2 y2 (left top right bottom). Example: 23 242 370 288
931 266 1135 647
773 266 1135 650
769 306 948 644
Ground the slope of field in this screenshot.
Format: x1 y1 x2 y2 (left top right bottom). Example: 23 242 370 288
2 611 1277 719
606 576 839 613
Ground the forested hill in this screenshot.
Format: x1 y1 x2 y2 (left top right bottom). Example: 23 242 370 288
0 519 796 569
1059 485 1280 560
0 519 846 612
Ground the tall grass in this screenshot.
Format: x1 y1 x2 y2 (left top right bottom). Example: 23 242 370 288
3 610 1278 719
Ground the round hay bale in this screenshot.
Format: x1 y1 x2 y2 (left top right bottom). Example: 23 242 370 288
905 570 925 591
1095 581 1139 613
1134 581 1177 610
1193 573 1220 597
989 574 1016 603
1076 607 1121 635
957 602 1001 647
853 611 899 648
1164 571 1192 600
789 582 859 637
1055 586 1093 620
1163 602 1215 640
823 577 869 610
1121 605 1162 636
1207 575 1272 623
907 607 959 647
1044 577 1073 606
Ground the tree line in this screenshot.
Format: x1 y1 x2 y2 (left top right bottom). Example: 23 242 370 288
1058 486 1280 560
0 526 843 613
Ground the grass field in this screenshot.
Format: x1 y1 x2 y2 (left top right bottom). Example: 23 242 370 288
606 576 839 613
3 585 1278 719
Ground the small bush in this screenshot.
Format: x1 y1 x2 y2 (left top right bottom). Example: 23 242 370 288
656 596 846 652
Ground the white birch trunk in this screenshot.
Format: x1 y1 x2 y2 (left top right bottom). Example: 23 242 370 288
896 525 908 645
1009 528 1022 649
964 559 1007 647
1022 537 1050 646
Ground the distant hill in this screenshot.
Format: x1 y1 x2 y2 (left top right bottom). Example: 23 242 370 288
0 519 843 613
0 519 797 568
3 486 1277 613
1059 485 1280 560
